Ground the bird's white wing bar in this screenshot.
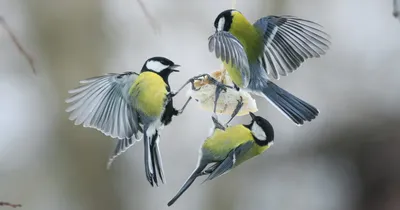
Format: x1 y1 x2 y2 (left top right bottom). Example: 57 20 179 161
66 72 142 140
208 31 251 87
254 15 330 80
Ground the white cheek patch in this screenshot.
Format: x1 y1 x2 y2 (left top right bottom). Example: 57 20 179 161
217 17 225 31
146 60 169 72
251 123 267 141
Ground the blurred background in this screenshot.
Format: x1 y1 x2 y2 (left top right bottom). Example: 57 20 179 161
1 0 400 209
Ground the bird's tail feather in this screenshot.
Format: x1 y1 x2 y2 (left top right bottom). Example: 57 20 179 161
261 81 319 125
150 134 165 185
144 132 155 186
167 163 207 206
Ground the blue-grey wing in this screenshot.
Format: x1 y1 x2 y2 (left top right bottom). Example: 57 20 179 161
208 31 250 86
253 15 330 80
204 141 254 181
66 72 143 140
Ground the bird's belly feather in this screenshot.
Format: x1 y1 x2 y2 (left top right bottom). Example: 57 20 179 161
224 63 244 88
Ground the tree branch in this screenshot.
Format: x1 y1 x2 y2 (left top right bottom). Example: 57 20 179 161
0 202 22 208
0 16 36 74
394 0 400 20
136 0 161 34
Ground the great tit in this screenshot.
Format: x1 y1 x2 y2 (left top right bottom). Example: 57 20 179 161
167 112 274 206
208 9 330 125
66 56 186 186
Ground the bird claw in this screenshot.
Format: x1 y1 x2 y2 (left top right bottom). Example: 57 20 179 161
188 74 210 91
212 114 225 131
224 96 244 127
234 83 240 91
168 92 176 98
207 76 232 93
237 96 244 106
212 113 218 120
190 79 201 91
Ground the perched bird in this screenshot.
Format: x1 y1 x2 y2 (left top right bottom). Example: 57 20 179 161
167 112 274 206
66 56 185 186
208 9 330 125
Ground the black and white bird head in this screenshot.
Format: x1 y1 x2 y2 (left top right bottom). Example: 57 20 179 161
248 112 274 147
214 9 241 32
142 56 180 74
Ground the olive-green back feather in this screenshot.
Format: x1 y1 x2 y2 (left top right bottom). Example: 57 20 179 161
229 11 264 62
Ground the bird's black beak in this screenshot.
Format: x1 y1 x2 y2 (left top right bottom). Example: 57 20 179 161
249 112 256 120
170 64 180 72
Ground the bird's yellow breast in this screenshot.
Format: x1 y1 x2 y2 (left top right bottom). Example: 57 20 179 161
129 72 168 117
223 63 244 87
203 124 271 164
203 125 253 155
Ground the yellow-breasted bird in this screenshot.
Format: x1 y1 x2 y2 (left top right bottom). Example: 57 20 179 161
167 112 274 206
66 56 186 186
208 9 330 125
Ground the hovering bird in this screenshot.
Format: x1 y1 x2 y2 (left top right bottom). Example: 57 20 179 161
208 9 330 125
66 56 187 186
167 112 274 206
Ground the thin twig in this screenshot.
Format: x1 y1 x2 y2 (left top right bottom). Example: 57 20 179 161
394 0 400 20
232 0 237 9
0 16 36 74
136 0 161 34
0 202 22 208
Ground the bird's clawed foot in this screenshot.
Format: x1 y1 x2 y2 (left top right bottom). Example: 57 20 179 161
224 96 244 127
212 115 226 131
172 74 211 97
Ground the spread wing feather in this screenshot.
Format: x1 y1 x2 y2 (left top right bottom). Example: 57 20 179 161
66 72 143 140
208 31 251 87
254 15 330 79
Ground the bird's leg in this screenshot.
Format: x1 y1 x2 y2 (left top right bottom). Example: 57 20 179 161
207 75 235 120
170 74 210 97
224 96 244 127
212 85 222 118
233 83 240 91
176 96 192 115
212 115 226 131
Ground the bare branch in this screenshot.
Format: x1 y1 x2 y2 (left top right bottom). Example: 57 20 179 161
0 16 36 74
136 0 161 34
0 202 22 208
394 0 400 20
232 0 237 9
